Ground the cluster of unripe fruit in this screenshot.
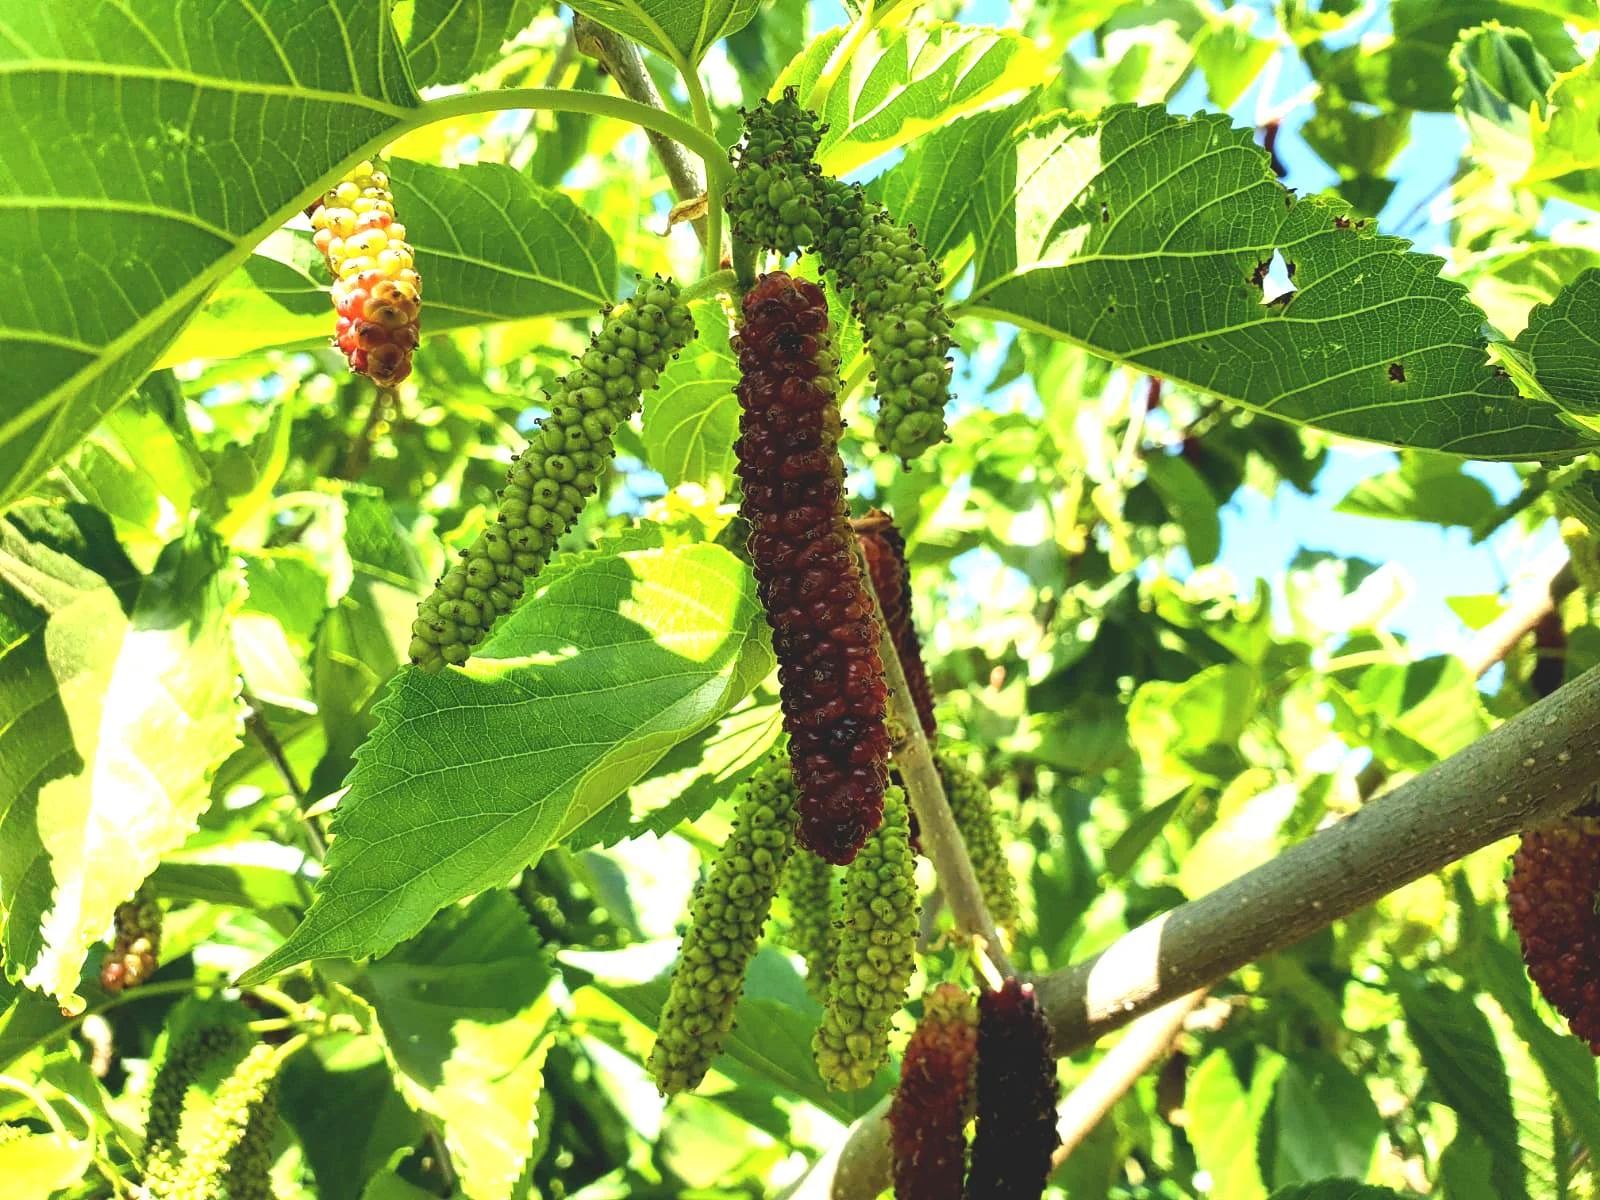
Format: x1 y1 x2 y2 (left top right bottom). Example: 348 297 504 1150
311 161 421 387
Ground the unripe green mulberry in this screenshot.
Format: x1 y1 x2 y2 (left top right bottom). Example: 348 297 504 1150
817 180 954 463
142 1024 250 1197
726 89 828 256
890 983 978 1200
165 1042 281 1200
312 161 421 387
726 95 954 463
648 755 801 1095
101 882 162 994
813 787 919 1090
781 849 838 1000
935 751 1020 938
410 277 695 671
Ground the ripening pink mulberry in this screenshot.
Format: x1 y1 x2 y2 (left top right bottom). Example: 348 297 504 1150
311 161 421 387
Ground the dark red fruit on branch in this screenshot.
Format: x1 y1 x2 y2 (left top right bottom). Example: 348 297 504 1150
856 510 937 741
734 272 891 864
1509 815 1600 1052
969 977 1060 1199
890 983 978 1200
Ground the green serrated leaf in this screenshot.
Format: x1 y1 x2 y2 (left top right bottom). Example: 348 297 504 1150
280 1032 426 1199
1268 1054 1383 1185
1397 975 1529 1200
871 98 1039 264
1474 936 1600 1156
162 160 617 368
1144 451 1222 564
404 0 540 88
240 541 771 979
0 523 242 1011
357 893 556 1200
962 105 1597 460
1334 453 1499 527
1188 1047 1284 1200
1511 269 1600 432
781 22 1047 177
0 0 420 508
641 299 738 490
565 0 760 67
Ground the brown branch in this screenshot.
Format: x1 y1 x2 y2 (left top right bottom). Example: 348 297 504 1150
572 15 708 244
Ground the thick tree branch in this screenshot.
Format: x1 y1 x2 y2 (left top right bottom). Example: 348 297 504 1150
855 541 1014 980
798 653 1600 1199
572 15 709 245
1038 661 1600 1053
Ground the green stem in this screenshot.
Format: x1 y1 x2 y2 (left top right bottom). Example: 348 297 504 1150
0 979 312 1074
679 269 736 304
681 65 726 276
416 88 732 189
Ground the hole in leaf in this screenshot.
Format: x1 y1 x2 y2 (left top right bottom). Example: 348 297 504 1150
1388 362 1406 383
1256 250 1296 306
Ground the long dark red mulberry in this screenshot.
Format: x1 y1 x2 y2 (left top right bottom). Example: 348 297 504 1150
855 510 937 741
1508 815 1600 1052
733 272 891 864
969 978 1060 1199
890 983 978 1200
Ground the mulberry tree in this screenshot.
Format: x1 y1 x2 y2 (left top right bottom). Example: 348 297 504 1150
7 4 1600 1200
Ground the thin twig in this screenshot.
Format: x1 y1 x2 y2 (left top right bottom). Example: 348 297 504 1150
573 15 709 245
854 538 1014 980
1052 990 1205 1166
338 386 393 481
240 688 327 862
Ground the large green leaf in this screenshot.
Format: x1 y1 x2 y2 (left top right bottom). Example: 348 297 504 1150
1187 1047 1284 1200
162 160 617 368
960 105 1597 460
0 523 242 1010
782 22 1047 177
0 0 421 508
1267 1054 1383 1186
239 540 772 979
640 299 738 490
1397 976 1529 1200
872 100 1040 264
357 893 557 1200
402 0 540 88
1510 269 1600 432
1334 454 1499 527
1474 937 1600 1157
565 0 760 67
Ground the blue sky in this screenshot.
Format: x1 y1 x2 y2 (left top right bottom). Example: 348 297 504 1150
807 0 1558 655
